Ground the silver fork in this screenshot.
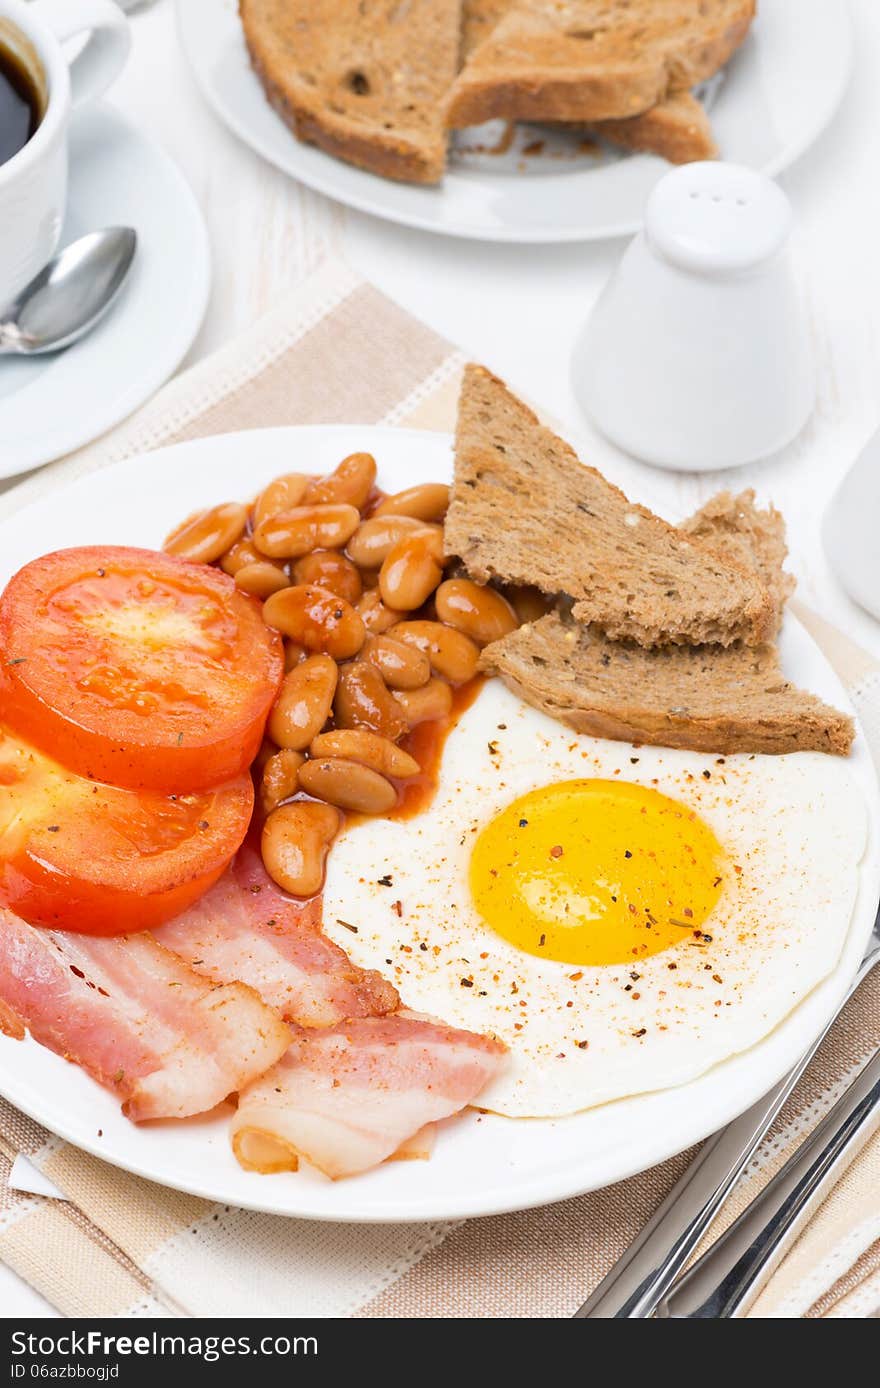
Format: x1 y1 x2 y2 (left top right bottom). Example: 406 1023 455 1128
575 901 880 1318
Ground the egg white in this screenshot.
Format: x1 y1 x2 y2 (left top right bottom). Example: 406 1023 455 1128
323 682 867 1117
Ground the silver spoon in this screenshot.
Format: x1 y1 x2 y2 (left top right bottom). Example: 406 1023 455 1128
0 227 137 357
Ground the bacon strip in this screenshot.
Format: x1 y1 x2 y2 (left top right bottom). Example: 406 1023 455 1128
231 1013 507 1179
154 845 398 1026
0 907 291 1121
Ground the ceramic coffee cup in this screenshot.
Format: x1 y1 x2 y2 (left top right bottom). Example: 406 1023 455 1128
0 0 130 309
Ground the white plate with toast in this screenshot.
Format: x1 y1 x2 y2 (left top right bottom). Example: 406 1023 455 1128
0 424 877 1222
175 0 853 243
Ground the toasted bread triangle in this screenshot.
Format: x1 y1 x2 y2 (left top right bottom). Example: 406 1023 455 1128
446 364 774 648
481 611 854 756
448 0 755 127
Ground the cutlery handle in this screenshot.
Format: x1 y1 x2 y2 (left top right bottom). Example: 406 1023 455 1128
660 1046 880 1319
575 942 878 1319
573 1068 809 1317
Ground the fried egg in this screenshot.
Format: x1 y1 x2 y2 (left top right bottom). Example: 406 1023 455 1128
323 683 867 1117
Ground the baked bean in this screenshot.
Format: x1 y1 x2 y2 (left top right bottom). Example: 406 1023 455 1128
356 590 400 635
334 661 408 741
234 562 290 599
220 537 273 577
164 502 248 565
392 678 453 727
391 620 479 684
267 653 338 749
374 483 449 522
284 640 308 671
346 515 432 568
261 800 341 897
435 578 518 646
292 550 362 604
362 633 430 690
310 729 420 778
252 738 278 778
263 584 365 660
252 473 309 528
304 452 377 510
298 758 397 815
260 748 305 815
253 504 360 560
507 584 552 624
379 531 444 612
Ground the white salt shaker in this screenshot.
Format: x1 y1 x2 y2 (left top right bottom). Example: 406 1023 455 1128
572 162 814 472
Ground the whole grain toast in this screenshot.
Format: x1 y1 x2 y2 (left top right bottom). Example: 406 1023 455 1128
448 0 755 128
447 364 774 648
591 88 716 162
481 611 854 755
463 2 717 163
239 0 463 185
682 489 795 632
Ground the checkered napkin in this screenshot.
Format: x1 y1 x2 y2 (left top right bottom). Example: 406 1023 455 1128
0 262 878 1319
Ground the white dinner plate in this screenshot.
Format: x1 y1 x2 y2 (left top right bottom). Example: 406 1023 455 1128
0 425 877 1223
175 0 852 244
0 103 210 482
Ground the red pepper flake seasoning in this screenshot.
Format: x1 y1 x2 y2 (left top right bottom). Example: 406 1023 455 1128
336 919 358 933
568 971 583 982
629 971 641 981
576 1040 589 1050
460 978 474 988
702 769 711 780
667 962 677 970
377 874 393 887
556 1052 567 1059
419 942 428 952
712 973 723 984
392 900 403 918
713 875 723 888
539 933 546 947
488 740 500 755
632 1028 647 1038
631 992 641 1000
550 844 564 859
683 907 693 919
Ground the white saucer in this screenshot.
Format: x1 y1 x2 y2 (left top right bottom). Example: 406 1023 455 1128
0 103 210 481
176 0 852 244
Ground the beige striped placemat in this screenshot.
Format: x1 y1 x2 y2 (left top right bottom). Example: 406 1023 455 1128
0 260 878 1319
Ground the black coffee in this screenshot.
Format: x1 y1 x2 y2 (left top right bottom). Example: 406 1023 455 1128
0 44 41 167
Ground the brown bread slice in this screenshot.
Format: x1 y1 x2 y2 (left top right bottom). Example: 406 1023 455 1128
592 89 716 163
239 0 463 185
447 364 774 648
682 489 795 632
481 611 855 756
462 3 717 163
448 0 755 128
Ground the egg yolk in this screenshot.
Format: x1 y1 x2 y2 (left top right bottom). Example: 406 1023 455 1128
469 779 725 966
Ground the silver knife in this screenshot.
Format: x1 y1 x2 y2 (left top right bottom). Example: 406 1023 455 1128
574 902 880 1318
660 1041 880 1318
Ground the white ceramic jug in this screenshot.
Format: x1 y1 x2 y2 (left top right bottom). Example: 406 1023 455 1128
823 428 880 622
572 162 815 472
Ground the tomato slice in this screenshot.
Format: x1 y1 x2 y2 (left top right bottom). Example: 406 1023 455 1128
0 725 254 934
0 546 283 793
